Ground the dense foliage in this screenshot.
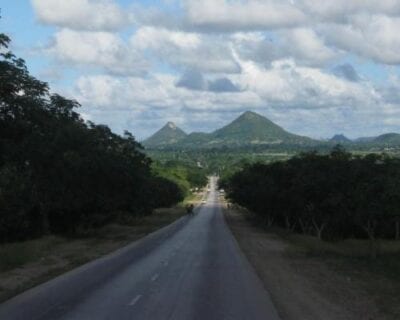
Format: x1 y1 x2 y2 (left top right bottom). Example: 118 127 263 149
224 146 400 245
148 148 294 178
0 33 183 242
152 161 208 196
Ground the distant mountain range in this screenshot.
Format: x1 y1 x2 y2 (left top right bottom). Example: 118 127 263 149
143 111 400 150
144 111 315 149
330 133 400 146
372 133 400 144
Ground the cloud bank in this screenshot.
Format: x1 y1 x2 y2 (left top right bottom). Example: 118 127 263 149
29 0 400 139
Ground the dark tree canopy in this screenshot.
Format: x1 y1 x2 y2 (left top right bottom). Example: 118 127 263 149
224 147 400 242
0 32 183 242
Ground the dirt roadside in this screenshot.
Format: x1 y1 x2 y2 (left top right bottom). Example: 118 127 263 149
224 208 385 320
0 206 188 303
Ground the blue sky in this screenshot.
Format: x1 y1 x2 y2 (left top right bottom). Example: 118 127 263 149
2 2 51 72
2 1 400 140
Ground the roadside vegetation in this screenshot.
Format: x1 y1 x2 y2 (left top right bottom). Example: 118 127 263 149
224 207 400 320
152 160 208 197
223 146 400 257
222 145 400 317
0 206 188 302
0 32 188 242
0 29 210 301
148 148 293 177
284 233 400 319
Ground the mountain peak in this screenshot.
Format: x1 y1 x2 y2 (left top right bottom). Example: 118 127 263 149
239 111 261 120
143 122 187 147
210 110 312 145
228 111 280 129
330 134 351 143
166 121 177 129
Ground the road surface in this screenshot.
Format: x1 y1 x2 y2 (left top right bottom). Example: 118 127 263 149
0 176 280 320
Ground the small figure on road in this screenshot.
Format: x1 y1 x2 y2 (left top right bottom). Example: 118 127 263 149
186 204 194 215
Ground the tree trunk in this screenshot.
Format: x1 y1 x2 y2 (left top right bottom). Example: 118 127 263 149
312 219 326 240
285 216 290 230
363 220 377 259
285 216 295 231
298 218 310 234
264 216 274 227
315 226 324 240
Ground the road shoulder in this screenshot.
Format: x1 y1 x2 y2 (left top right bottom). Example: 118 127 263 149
0 206 187 303
224 207 385 320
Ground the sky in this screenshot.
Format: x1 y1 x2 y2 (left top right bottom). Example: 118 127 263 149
2 1 400 140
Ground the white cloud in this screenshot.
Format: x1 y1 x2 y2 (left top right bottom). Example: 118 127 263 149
72 54 393 139
133 26 201 50
131 27 240 73
184 0 306 31
76 74 182 110
76 73 259 112
298 0 400 22
231 29 338 67
234 55 377 110
48 29 149 76
281 28 338 66
31 0 130 31
28 0 400 138
323 14 400 65
74 73 261 138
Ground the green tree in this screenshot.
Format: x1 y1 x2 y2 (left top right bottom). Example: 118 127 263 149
0 30 183 241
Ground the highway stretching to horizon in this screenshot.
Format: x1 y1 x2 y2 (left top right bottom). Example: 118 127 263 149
0 177 280 320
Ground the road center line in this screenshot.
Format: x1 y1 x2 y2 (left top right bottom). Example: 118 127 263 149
151 273 159 281
128 294 142 306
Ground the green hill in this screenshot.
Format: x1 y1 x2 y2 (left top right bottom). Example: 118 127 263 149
144 112 400 150
330 134 352 143
145 111 317 149
354 133 400 146
208 111 313 146
373 133 400 145
143 122 187 147
180 132 211 148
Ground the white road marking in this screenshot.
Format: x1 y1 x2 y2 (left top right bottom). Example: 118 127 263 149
151 273 159 281
128 295 142 306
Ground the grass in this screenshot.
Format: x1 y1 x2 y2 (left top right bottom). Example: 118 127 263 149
0 242 37 272
233 204 400 318
183 190 206 205
278 231 400 319
0 236 65 272
282 232 400 257
0 204 187 302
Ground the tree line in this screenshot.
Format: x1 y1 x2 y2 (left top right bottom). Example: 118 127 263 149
0 32 183 242
152 160 208 196
223 146 400 250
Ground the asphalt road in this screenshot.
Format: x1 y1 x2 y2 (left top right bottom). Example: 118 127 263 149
0 176 280 320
